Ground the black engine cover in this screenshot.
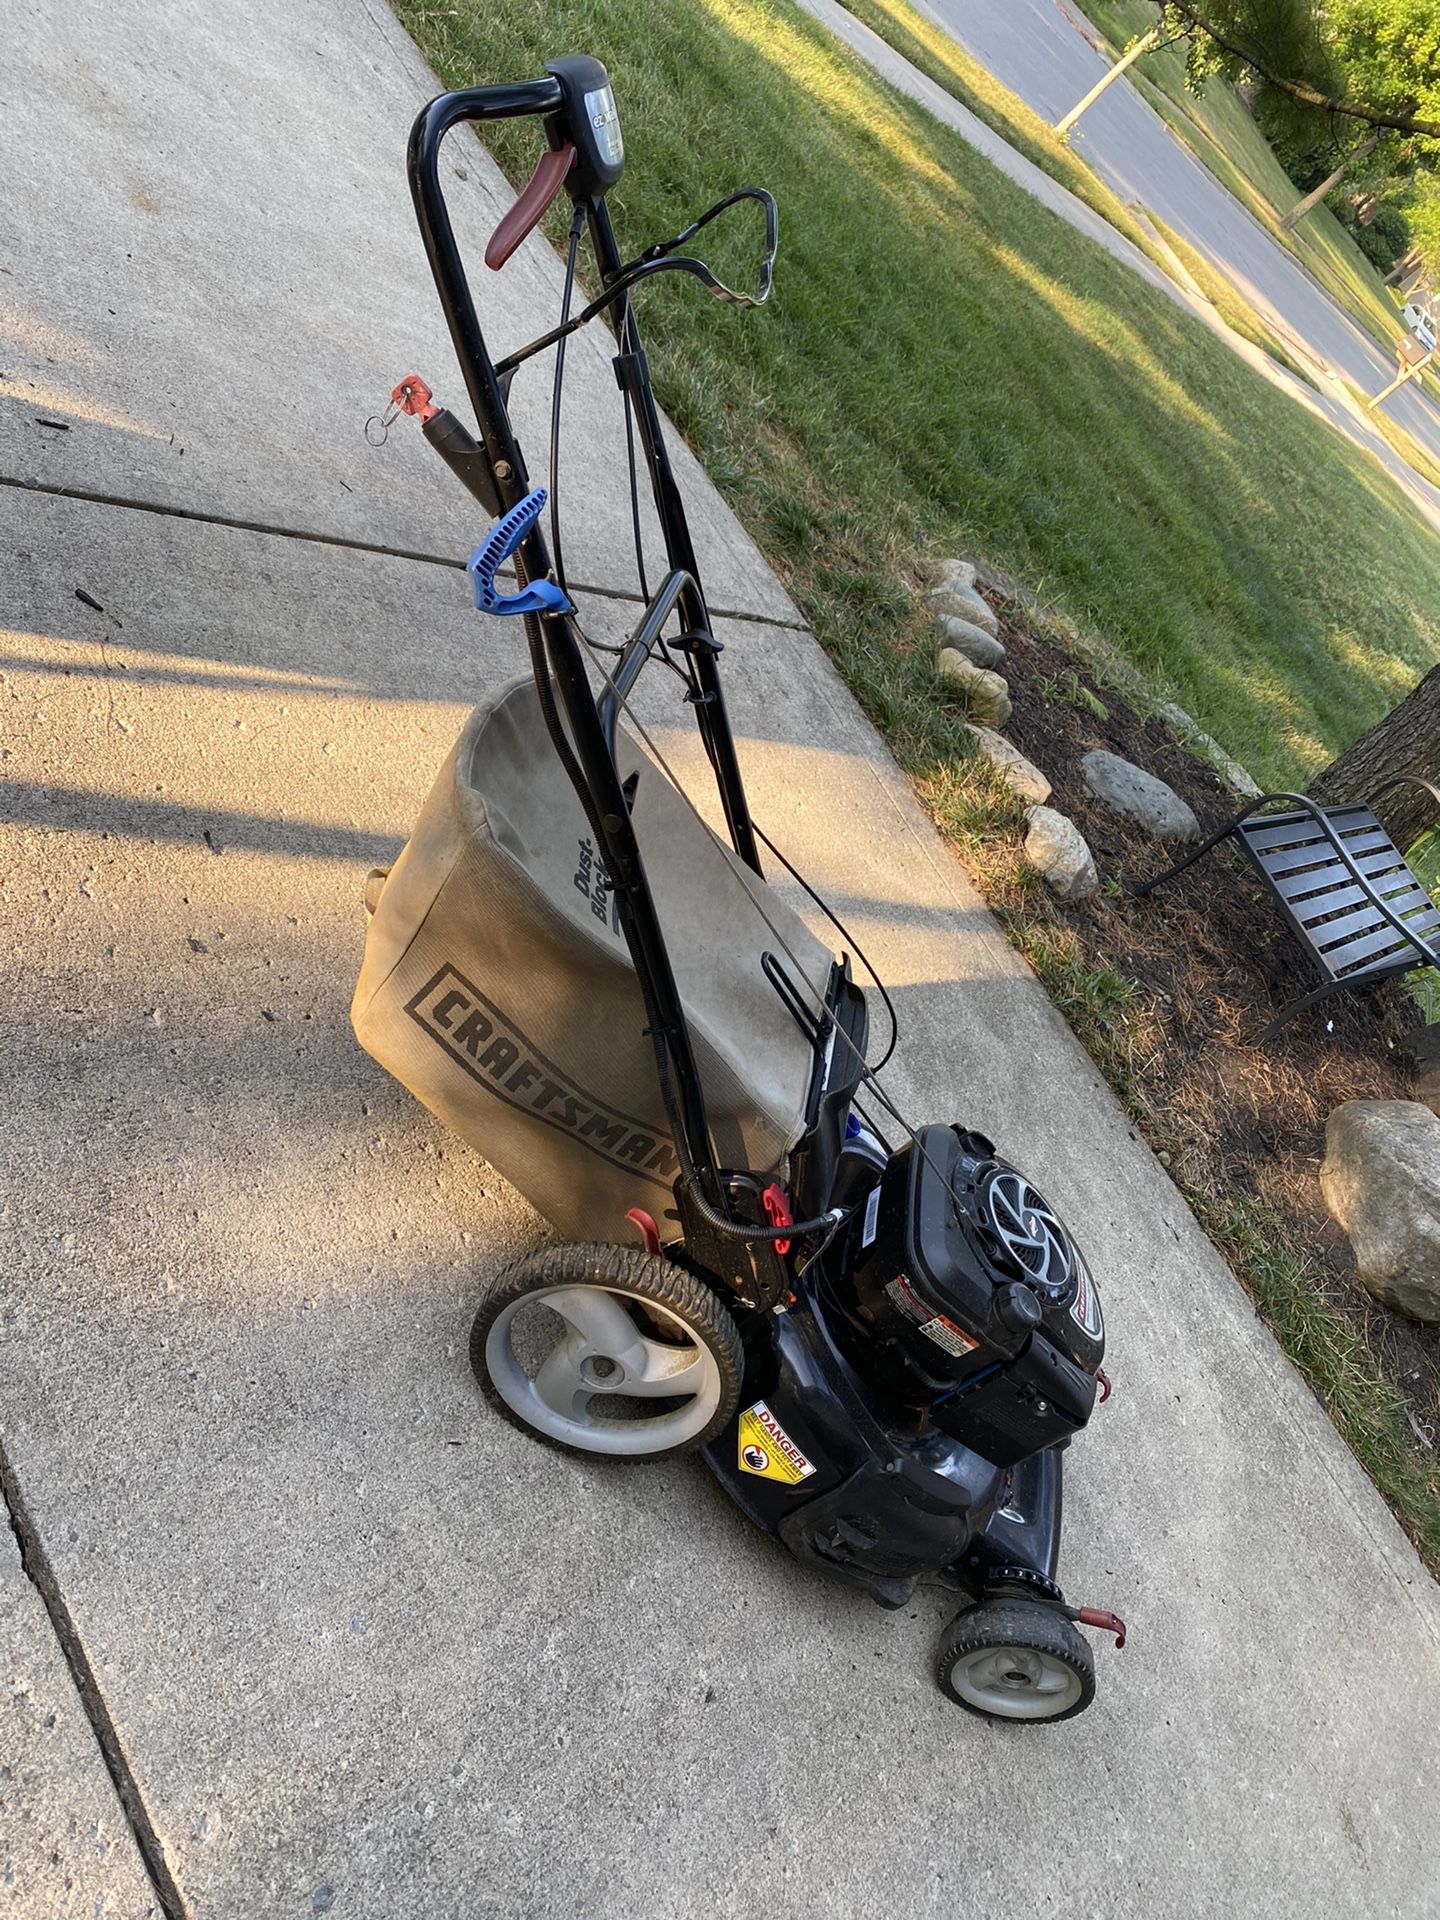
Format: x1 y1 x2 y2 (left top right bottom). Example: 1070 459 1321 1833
850 1125 1103 1467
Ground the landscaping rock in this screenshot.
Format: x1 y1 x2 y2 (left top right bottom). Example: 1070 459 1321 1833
930 580 1000 638
966 725 1050 805
1400 1021 1440 1073
938 557 978 593
934 611 1005 668
972 557 1021 600
937 651 1011 728
1081 749 1200 842
1023 806 1098 903
1320 1100 1440 1323
1158 701 1263 800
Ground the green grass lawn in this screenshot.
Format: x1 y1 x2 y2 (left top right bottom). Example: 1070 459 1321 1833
840 0 1306 392
1076 0 1417 366
403 0 1440 794
852 0 1434 439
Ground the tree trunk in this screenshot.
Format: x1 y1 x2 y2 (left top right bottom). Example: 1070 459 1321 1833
1309 665 1440 850
1280 133 1379 230
1384 247 1420 286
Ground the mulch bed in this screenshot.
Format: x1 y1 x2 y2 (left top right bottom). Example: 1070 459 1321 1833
987 598 1439 1440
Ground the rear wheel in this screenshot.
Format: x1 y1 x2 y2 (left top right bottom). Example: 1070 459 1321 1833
471 1243 742 1461
937 1601 1095 1723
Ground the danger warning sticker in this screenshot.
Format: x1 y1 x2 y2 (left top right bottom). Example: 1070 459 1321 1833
737 1401 816 1485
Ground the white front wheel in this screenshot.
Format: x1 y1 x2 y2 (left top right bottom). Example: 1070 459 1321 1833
471 1244 742 1460
938 1602 1095 1723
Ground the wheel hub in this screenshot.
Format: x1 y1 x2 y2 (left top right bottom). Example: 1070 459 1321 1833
947 1638 1086 1719
482 1279 727 1457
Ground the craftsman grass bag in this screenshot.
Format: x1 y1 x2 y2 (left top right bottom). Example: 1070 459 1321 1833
352 678 831 1240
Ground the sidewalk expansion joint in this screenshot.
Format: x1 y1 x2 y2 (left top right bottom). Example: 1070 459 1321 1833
0 1438 191 1920
0 471 810 630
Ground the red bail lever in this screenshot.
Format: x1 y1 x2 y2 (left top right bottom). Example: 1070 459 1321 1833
485 144 576 271
624 1208 662 1257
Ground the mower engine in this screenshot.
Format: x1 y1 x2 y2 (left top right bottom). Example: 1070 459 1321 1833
848 1125 1104 1467
706 1119 1111 1641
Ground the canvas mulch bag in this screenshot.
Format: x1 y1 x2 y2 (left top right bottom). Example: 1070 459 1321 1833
352 678 833 1241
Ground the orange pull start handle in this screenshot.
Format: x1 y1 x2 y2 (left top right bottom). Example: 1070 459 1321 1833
484 143 576 271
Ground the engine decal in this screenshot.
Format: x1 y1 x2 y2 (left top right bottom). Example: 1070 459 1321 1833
1070 1256 1103 1340
887 1274 977 1356
884 1273 928 1325
737 1401 815 1485
919 1313 978 1358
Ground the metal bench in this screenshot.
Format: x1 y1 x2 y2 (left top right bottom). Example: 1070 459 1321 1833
1135 777 1440 1036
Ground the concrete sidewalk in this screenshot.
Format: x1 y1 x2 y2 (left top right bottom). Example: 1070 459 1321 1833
2 2 1437 1917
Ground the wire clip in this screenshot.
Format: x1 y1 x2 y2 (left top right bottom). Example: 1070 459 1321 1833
466 488 573 618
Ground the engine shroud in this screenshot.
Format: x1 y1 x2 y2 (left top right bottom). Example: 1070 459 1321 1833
850 1125 1103 1467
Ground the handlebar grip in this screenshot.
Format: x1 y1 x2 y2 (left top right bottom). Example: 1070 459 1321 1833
420 77 564 130
485 143 575 271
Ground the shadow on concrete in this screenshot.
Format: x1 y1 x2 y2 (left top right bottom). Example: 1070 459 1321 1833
0 782 403 866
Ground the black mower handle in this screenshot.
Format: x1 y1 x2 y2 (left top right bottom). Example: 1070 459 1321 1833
416 77 563 133
416 58 634 281
407 81 569 483
405 66 772 1202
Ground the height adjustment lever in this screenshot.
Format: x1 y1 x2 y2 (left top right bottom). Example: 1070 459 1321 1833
466 488 573 618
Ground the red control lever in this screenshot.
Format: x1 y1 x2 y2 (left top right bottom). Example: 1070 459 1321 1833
485 144 576 271
625 1208 662 1257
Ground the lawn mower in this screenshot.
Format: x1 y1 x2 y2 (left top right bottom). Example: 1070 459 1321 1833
353 56 1123 1721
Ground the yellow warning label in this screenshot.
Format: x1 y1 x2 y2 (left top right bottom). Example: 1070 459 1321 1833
737 1400 816 1485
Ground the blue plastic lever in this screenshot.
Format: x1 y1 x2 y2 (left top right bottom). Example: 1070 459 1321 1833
465 487 573 617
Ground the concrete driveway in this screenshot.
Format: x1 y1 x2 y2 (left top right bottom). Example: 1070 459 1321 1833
923 0 1440 460
2 1 1437 1916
